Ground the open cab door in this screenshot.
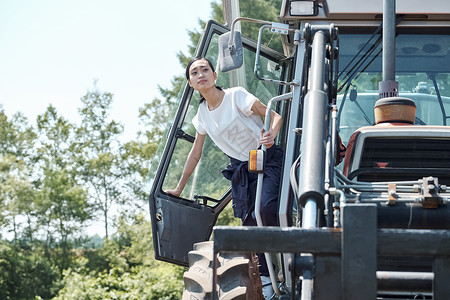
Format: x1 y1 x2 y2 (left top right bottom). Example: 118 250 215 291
148 20 290 266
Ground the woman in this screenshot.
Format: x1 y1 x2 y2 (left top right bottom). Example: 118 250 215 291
166 56 283 296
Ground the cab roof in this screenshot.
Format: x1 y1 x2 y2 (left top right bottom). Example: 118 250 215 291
281 0 450 22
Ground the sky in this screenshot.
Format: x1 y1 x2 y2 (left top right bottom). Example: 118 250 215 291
0 0 214 138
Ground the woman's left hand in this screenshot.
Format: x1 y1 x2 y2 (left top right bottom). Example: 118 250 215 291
260 129 275 148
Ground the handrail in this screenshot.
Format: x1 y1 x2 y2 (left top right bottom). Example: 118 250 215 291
254 92 293 297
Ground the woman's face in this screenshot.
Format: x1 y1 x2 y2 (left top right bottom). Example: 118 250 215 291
188 59 217 91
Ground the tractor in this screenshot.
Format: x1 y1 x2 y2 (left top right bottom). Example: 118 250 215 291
148 0 450 298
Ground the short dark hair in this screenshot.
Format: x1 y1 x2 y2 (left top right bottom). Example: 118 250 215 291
185 56 215 80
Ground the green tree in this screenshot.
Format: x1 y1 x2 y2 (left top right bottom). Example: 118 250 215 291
0 156 35 243
35 105 91 273
0 242 59 299
54 215 184 300
75 84 124 238
0 109 37 243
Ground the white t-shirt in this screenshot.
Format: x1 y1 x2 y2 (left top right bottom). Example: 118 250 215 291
192 87 264 161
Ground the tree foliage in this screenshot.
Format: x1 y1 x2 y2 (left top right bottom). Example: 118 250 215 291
54 215 184 300
75 84 126 238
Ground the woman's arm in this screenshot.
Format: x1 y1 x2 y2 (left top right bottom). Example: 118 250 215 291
251 99 283 148
166 132 206 197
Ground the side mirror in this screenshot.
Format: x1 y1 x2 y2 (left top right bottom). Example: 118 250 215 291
218 31 243 73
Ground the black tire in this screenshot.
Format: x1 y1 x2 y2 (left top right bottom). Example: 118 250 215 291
182 241 264 300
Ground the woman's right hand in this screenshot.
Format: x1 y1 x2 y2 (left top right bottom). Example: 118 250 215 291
165 188 182 197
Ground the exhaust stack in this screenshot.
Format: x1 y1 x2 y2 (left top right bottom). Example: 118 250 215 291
376 0 416 124
379 0 398 98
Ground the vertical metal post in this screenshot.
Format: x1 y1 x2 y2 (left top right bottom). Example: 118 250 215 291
278 29 305 229
222 0 246 88
278 26 306 293
382 0 396 82
315 256 341 300
222 0 241 30
298 28 329 300
342 204 377 300
433 257 450 299
379 0 398 98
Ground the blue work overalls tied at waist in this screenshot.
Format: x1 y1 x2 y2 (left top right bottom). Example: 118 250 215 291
221 144 283 226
